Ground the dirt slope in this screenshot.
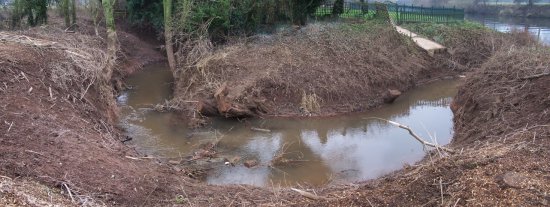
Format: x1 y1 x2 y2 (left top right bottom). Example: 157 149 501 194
172 21 451 119
286 42 550 207
1 18 549 206
0 21 279 206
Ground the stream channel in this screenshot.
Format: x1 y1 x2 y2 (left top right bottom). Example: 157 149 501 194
118 63 458 187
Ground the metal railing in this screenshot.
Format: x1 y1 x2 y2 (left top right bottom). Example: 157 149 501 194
313 2 464 24
388 3 465 24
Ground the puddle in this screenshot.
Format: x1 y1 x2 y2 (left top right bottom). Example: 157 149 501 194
118 63 458 187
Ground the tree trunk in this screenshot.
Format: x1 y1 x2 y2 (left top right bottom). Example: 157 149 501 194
63 0 70 27
71 0 77 25
333 0 344 16
88 0 100 36
102 0 119 82
163 0 176 72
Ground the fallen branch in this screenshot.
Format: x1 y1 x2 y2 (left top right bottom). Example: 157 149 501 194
251 127 271 133
521 72 550 80
49 87 54 100
63 183 76 203
125 156 170 160
20 72 29 82
290 188 326 200
0 175 12 180
364 117 455 154
64 23 78 33
25 150 45 157
5 121 13 133
439 177 444 205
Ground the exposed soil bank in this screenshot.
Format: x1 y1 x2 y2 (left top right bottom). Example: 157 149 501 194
290 24 550 206
1 18 549 206
466 5 550 18
0 23 185 205
172 21 455 119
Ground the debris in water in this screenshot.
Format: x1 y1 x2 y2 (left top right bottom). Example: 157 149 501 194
251 127 271 133
244 159 258 168
383 89 402 103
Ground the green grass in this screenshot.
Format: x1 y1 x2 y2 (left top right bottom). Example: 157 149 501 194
315 7 463 23
400 21 489 44
314 7 376 20
389 11 464 23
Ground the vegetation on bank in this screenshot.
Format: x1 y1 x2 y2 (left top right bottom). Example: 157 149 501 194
169 19 438 119
1 0 549 206
402 21 540 68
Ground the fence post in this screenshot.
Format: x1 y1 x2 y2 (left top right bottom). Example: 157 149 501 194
431 7 434 22
396 4 399 24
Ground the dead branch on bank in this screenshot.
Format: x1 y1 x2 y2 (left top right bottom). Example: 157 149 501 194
251 127 271 133
290 188 325 200
521 72 550 80
365 117 455 154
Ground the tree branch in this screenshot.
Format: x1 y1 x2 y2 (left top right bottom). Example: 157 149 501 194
365 117 455 154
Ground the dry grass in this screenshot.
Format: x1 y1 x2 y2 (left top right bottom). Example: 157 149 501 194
1 26 110 102
453 46 550 145
173 21 432 116
0 177 79 206
300 91 322 115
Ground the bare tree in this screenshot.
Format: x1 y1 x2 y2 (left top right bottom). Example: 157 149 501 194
102 0 118 81
163 0 176 72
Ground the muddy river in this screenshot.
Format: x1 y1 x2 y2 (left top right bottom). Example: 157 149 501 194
118 63 458 187
466 14 550 45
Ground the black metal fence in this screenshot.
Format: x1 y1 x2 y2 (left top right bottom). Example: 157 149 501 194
313 2 464 24
388 3 465 24
314 3 374 18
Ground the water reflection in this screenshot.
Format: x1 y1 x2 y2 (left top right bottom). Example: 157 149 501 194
466 14 550 45
119 64 459 187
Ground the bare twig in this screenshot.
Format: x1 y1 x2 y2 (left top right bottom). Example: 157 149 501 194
64 23 78 33
63 183 75 203
0 175 12 180
48 87 54 100
364 117 455 154
251 127 271 133
20 72 29 82
290 188 324 200
5 121 13 133
439 177 444 205
521 72 550 80
453 198 461 207
25 150 45 157
367 198 375 207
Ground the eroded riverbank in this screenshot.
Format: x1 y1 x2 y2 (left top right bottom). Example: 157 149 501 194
118 63 459 187
2 17 549 206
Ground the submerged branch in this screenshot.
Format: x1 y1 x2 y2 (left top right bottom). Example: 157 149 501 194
364 117 455 154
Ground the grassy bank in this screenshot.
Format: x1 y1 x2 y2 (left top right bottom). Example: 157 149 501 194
402 21 539 69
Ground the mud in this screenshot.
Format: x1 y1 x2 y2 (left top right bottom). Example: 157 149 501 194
172 21 454 118
1 15 549 206
119 66 458 187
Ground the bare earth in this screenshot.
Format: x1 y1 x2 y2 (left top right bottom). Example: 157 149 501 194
1 18 549 206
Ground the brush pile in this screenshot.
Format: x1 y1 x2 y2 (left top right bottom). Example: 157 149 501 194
173 21 435 118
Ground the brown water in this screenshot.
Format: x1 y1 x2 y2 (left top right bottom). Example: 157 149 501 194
466 14 550 46
118 63 459 187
